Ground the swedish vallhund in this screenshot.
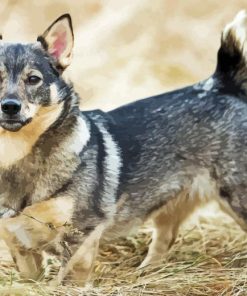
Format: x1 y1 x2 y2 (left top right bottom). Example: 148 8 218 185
0 10 247 286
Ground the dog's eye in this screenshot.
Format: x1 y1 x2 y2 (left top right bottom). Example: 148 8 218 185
26 75 41 85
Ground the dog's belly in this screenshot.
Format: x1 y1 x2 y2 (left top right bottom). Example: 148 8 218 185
105 169 220 240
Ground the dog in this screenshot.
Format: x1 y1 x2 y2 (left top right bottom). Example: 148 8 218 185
0 10 247 286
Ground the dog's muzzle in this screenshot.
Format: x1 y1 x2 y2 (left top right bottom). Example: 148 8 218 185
1 98 21 116
0 98 31 132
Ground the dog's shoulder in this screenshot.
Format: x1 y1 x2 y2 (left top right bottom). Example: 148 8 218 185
83 109 117 126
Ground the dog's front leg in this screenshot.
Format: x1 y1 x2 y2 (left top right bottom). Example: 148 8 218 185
0 221 44 280
9 246 43 280
54 224 104 286
0 196 75 281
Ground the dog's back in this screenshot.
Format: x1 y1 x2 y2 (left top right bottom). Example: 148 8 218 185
104 80 246 216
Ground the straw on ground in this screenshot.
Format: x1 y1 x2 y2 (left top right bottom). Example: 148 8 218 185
0 202 247 296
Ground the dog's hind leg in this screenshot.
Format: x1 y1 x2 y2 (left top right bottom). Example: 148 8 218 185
140 175 212 269
139 190 193 268
218 186 247 233
139 207 181 268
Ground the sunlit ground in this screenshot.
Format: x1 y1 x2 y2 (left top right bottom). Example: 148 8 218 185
1 203 247 295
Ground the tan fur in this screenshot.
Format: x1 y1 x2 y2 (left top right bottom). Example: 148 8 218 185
49 83 60 104
0 196 107 286
55 224 105 286
140 169 247 267
0 103 63 167
140 170 218 267
0 196 74 279
6 245 43 280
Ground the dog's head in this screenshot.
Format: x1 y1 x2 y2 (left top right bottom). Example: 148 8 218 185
0 14 74 132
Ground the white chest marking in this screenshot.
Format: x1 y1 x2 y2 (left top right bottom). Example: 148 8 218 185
0 135 31 168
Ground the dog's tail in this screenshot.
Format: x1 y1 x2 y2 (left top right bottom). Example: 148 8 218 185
216 10 247 94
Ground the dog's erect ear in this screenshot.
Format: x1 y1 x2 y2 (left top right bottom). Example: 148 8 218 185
37 14 74 70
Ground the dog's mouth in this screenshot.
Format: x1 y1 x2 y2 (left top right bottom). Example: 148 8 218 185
0 118 32 132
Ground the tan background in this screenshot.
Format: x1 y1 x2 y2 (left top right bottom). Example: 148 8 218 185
0 0 246 111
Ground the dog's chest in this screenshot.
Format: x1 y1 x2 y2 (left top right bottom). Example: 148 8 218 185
0 149 81 211
0 135 32 168
0 164 42 211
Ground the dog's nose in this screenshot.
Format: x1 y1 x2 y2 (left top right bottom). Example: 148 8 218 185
1 98 21 115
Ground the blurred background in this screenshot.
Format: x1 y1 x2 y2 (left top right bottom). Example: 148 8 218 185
0 0 246 111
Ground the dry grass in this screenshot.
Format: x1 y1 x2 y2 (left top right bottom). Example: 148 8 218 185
1 204 247 296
